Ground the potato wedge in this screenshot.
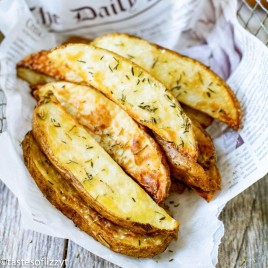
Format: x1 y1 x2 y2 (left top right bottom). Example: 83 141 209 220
154 133 220 193
17 57 213 130
92 33 241 129
192 120 216 169
17 67 56 85
47 44 198 160
22 132 175 257
33 82 170 203
193 165 221 201
32 95 178 234
181 104 213 129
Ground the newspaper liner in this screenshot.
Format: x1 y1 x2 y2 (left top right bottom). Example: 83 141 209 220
0 0 267 267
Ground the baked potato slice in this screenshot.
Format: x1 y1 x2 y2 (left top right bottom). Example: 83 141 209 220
22 132 175 257
33 82 170 203
192 120 216 169
154 133 220 194
47 44 198 160
17 56 213 131
17 67 56 85
181 104 213 129
32 95 178 234
92 33 241 129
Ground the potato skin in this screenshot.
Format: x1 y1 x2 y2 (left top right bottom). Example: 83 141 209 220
22 132 175 257
155 133 220 195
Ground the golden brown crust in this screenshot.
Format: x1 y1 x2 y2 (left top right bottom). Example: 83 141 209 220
34 82 171 203
192 120 217 169
22 132 175 257
47 43 198 161
32 96 178 235
154 133 217 192
93 33 241 130
181 104 213 129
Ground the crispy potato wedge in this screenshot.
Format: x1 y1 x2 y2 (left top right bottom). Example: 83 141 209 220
17 59 213 131
33 82 170 203
17 67 56 85
22 132 175 257
47 44 198 160
92 33 241 129
192 120 216 169
193 165 221 201
154 133 220 193
181 104 213 129
32 95 178 234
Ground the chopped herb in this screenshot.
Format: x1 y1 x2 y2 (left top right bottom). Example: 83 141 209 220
138 104 158 113
151 58 159 69
171 86 181 91
168 250 173 253
108 65 113 72
113 63 119 70
53 122 61 127
239 256 247 266
142 78 146 83
69 125 76 132
81 136 86 139
132 197 136 202
125 75 130 80
48 180 54 185
207 92 211 98
208 88 215 93
169 201 174 204
134 145 148 155
169 258 174 262
219 109 226 114
113 56 119 63
164 94 172 101
66 160 79 165
119 93 126 104
170 104 176 108
110 91 113 94
61 140 66 144
76 253 80 258
198 72 203 84
138 240 141 246
138 71 143 77
147 78 151 85
136 79 140 85
100 55 104 60
127 54 135 60
86 145 94 150
77 60 86 63
85 172 93 180
126 217 131 220
180 139 184 148
174 203 180 207
131 66 134 76
159 216 165 221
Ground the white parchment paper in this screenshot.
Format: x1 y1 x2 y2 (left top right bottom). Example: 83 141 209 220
0 0 267 267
